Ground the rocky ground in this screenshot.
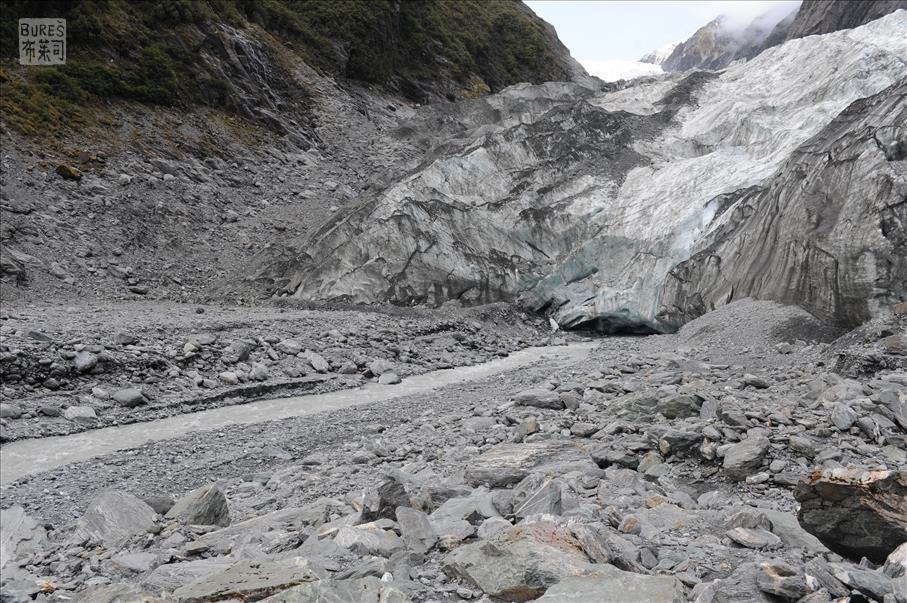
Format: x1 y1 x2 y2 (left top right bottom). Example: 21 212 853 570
0 301 549 442
1 299 905 603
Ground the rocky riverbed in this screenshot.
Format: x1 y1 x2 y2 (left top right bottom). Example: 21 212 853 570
1 299 905 602
0 301 548 442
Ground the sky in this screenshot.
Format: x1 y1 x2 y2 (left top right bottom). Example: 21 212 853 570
525 1 802 62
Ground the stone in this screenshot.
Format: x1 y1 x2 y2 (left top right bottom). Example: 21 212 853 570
795 469 907 563
142 494 175 515
723 436 770 481
514 388 564 410
334 525 405 557
72 491 157 548
742 374 771 389
830 403 858 430
56 163 82 180
276 339 303 355
0 506 46 570
112 387 146 407
115 332 140 345
726 510 772 532
657 394 702 419
172 557 327 602
142 558 235 593
73 351 98 373
218 371 240 385
166 484 231 527
726 527 782 549
832 564 893 601
250 362 269 381
396 507 437 554
535 569 684 602
304 351 330 373
62 405 99 426
512 475 563 519
378 372 401 385
465 442 598 488
755 560 810 600
658 429 702 457
443 522 596 602
111 551 158 573
260 577 412 602
0 403 23 419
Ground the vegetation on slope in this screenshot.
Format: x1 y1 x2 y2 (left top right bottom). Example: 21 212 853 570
0 0 574 136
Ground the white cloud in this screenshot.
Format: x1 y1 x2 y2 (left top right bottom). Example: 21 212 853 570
581 59 663 82
701 1 801 30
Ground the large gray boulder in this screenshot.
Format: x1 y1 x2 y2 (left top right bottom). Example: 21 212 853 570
166 484 231 527
442 521 596 601
723 436 770 481
71 491 157 548
0 506 46 569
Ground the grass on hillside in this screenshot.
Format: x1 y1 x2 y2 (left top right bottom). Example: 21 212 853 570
0 0 565 136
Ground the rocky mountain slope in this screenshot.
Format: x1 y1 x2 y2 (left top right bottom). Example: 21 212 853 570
660 7 796 73
783 0 907 39
1 0 592 135
273 11 907 332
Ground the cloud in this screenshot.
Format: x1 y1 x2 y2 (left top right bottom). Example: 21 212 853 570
581 59 663 82
703 1 801 30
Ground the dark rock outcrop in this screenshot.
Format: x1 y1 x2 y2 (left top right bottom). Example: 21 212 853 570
783 0 907 40
795 469 907 563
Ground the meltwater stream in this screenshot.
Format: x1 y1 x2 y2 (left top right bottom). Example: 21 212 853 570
0 341 596 485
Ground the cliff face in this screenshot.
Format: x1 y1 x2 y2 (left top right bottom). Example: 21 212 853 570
784 0 907 39
271 11 907 332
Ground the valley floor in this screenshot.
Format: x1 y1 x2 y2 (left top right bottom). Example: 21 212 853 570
1 299 904 602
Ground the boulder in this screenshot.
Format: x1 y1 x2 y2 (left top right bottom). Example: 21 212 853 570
465 442 598 488
73 351 98 373
378 372 402 385
755 560 810 600
514 388 563 410
166 484 231 527
396 507 437 554
112 388 146 407
656 394 702 419
260 577 412 602
72 491 157 548
0 506 46 569
795 468 907 563
723 436 770 481
443 522 596 602
726 527 782 549
62 405 99 426
334 525 405 557
172 557 327 602
535 569 684 602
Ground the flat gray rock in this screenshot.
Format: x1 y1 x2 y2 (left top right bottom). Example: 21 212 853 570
172 557 327 603
535 569 684 602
